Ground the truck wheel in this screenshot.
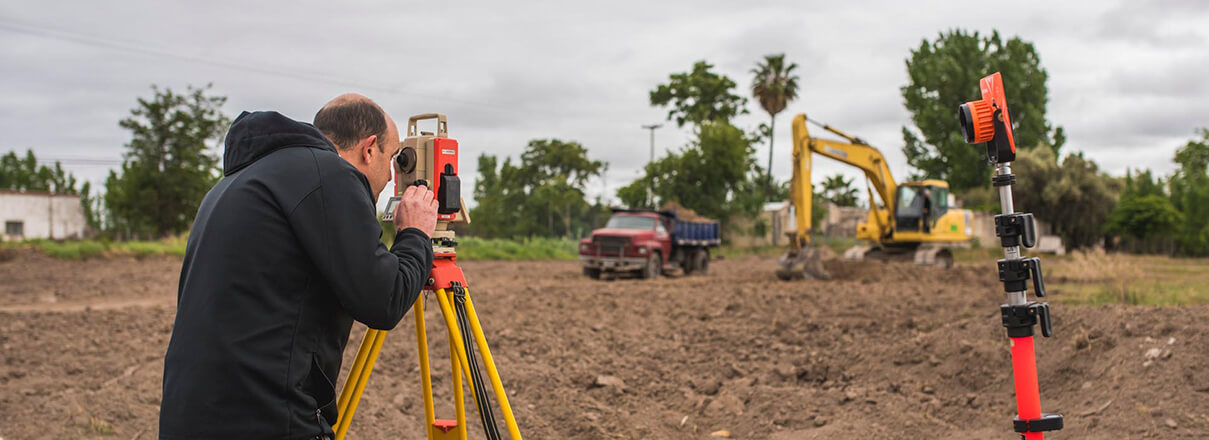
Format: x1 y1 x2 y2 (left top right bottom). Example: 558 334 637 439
692 249 709 275
584 267 602 280
681 251 697 274
642 252 661 279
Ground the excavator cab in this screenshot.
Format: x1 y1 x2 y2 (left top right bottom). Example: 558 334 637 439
894 182 949 233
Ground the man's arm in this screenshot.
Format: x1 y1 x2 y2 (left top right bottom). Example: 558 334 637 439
289 157 434 330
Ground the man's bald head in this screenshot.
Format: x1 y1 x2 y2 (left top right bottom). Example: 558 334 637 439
313 93 401 196
313 93 388 152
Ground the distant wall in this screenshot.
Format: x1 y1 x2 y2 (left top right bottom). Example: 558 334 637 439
0 191 86 241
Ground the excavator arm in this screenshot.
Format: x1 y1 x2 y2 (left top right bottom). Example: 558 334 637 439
787 113 897 247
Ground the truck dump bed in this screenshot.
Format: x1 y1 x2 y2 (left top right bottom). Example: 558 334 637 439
673 220 720 246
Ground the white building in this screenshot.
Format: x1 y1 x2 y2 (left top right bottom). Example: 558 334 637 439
0 190 87 241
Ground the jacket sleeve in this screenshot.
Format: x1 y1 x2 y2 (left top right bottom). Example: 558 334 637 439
288 160 433 330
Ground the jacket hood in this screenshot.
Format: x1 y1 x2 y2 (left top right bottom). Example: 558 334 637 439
223 111 336 176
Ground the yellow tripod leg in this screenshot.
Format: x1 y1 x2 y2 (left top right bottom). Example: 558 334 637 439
462 291 523 440
445 292 468 439
414 296 436 439
336 328 378 427
334 328 386 440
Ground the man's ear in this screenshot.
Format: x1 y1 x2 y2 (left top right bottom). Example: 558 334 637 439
360 135 378 163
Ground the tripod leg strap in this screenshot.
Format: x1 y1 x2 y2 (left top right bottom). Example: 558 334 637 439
454 288 501 440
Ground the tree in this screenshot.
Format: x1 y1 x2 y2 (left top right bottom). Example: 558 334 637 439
821 174 859 207
0 149 78 193
1012 146 1119 250
618 121 755 223
901 29 1065 192
1106 186 1182 254
1168 129 1209 255
650 61 748 127
470 139 605 238
105 85 228 238
751 54 800 188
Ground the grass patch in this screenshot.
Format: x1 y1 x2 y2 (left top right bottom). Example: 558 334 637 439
6 237 187 260
952 246 1005 264
89 416 114 435
1049 252 1209 306
456 236 578 261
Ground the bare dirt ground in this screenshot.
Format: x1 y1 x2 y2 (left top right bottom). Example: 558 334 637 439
2 249 1208 439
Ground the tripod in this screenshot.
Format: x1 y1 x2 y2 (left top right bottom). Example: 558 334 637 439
331 227 524 440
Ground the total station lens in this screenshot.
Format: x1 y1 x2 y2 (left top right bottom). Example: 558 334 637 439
958 104 975 143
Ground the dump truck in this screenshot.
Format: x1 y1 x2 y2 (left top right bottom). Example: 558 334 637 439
579 207 720 279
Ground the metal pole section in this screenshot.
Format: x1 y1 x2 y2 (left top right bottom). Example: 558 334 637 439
641 124 662 206
996 162 1026 306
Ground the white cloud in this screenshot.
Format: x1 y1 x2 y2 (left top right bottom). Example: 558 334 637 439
1 0 1207 209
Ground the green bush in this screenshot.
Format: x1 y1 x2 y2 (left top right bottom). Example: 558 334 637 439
456 236 578 261
12 237 186 260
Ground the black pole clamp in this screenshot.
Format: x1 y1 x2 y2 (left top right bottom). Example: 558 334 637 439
1001 302 1053 338
1014 413 1064 434
995 213 1037 248
998 257 1046 297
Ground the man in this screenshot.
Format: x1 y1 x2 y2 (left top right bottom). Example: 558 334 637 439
160 94 436 440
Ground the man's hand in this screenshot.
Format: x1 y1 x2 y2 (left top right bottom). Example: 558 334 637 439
393 184 439 237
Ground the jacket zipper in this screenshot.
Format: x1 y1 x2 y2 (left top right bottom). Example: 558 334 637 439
317 408 327 437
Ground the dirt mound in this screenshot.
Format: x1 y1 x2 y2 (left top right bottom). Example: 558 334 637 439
1 249 1206 439
660 200 715 222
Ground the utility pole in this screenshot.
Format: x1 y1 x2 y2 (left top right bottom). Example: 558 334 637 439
641 123 662 207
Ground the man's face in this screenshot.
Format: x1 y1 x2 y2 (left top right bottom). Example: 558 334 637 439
368 118 401 196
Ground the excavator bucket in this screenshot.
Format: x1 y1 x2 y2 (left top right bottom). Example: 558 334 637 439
775 246 831 281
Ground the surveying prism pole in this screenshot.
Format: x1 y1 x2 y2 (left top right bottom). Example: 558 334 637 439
333 114 523 440
959 73 1063 439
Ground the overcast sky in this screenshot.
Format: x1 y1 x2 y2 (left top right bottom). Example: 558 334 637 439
2 0 1207 207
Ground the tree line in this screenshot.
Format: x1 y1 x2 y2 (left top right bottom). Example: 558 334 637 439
7 28 1203 253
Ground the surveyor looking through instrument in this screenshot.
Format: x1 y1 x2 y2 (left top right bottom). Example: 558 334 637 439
159 94 438 440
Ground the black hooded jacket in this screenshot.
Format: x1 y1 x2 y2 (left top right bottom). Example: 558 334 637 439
160 111 433 439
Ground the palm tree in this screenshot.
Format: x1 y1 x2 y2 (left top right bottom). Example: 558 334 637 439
822 174 860 207
751 53 800 190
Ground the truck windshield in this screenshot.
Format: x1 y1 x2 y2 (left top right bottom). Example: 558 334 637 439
605 215 656 230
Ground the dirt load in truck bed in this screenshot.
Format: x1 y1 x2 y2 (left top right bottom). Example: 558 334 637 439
1 249 1207 439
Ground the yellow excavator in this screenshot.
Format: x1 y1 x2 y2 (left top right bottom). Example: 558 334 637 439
776 113 973 280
